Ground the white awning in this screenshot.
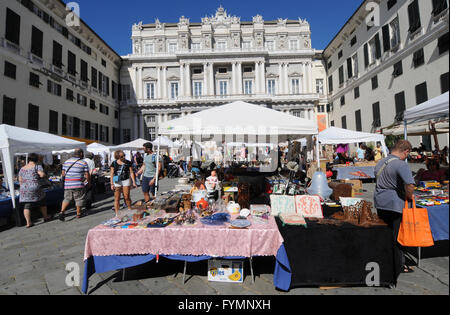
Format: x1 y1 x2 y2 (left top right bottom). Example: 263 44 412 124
404 92 449 123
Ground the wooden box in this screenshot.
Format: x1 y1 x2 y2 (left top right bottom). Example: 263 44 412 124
328 182 353 202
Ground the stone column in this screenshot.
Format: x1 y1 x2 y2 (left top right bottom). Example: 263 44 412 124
232 62 237 95
255 62 260 94
302 63 307 94
278 63 284 95
185 63 191 97
139 113 145 138
138 67 143 100
203 62 209 96
157 66 162 99
209 63 214 95
162 66 167 99
283 63 289 94
237 62 243 95
133 113 139 139
179 63 185 97
308 62 313 94
260 61 266 94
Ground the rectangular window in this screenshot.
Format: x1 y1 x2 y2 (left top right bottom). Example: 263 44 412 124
372 102 381 128
77 94 87 106
91 67 97 88
52 41 63 68
112 81 118 100
327 61 332 70
355 110 362 132
413 48 425 68
395 91 406 121
80 59 88 82
29 72 41 88
340 95 345 106
387 0 397 10
31 26 43 58
347 58 353 79
408 0 422 34
73 117 80 138
330 120 335 127
5 8 21 45
265 41 275 51
146 82 155 99
4 61 16 79
354 86 360 99
291 78 300 94
438 32 449 55
432 0 448 16
193 81 203 97
85 121 91 140
90 99 96 110
341 116 347 129
415 82 428 105
338 50 343 59
101 59 106 67
47 80 62 96
328 75 333 93
168 43 177 53
2 96 16 126
121 85 131 101
191 42 201 51
216 41 227 51
28 103 39 131
144 43 154 55
339 66 344 85
67 51 76 75
316 79 324 95
289 40 299 50
441 72 449 93
219 81 228 96
372 75 378 90
243 41 252 49
393 60 403 77
49 110 58 134
268 79 276 95
350 36 357 47
244 80 253 95
66 89 74 101
170 82 179 99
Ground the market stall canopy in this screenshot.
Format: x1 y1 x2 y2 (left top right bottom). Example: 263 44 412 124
87 142 111 154
383 120 449 136
0 124 86 208
404 92 449 123
318 127 386 145
109 138 149 151
159 101 318 138
152 136 177 148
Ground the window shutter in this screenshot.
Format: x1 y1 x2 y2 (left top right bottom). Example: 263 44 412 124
364 43 369 67
347 58 353 78
432 0 448 16
5 8 21 45
2 96 16 126
31 26 43 58
375 34 381 59
438 32 449 55
382 25 391 52
441 72 449 94
408 0 421 33
415 82 428 105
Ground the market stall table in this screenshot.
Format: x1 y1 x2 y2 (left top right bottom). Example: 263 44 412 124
82 215 288 294
274 206 399 290
333 165 376 180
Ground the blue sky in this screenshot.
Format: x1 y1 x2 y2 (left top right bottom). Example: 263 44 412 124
68 0 363 56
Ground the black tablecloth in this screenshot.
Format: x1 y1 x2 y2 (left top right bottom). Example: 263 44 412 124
276 206 400 288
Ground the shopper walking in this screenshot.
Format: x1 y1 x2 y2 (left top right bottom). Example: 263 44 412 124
111 150 137 216
137 143 162 203
374 140 415 275
18 153 51 228
58 149 90 221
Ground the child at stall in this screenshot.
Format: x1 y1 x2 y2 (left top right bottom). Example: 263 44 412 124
206 170 219 190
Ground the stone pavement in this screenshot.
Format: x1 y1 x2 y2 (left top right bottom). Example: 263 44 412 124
0 174 448 296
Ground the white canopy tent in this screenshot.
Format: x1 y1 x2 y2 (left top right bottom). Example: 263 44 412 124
403 92 449 140
0 124 86 210
157 101 319 194
109 138 149 151
152 136 176 148
383 120 449 137
318 127 388 156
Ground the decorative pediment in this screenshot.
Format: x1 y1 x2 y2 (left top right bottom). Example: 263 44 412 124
267 73 279 78
202 6 240 27
167 75 180 81
143 76 157 81
288 72 302 77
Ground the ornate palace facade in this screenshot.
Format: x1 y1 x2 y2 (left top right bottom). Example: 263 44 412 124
120 7 327 141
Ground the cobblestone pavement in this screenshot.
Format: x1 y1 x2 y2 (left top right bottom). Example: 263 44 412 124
0 172 448 296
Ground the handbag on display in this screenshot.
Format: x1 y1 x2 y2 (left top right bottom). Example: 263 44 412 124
397 197 434 248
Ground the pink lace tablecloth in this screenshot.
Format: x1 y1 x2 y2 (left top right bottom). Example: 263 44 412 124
84 216 284 261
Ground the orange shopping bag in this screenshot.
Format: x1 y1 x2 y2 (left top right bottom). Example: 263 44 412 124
397 197 434 248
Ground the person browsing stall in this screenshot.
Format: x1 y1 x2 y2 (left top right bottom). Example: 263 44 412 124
18 153 52 228
58 149 90 221
137 143 162 203
374 140 415 274
111 150 137 216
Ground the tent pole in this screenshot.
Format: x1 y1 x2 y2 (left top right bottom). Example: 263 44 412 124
315 135 320 170
154 135 161 196
403 121 408 141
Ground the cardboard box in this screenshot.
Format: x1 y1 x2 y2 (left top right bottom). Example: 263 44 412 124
208 259 244 283
342 179 363 192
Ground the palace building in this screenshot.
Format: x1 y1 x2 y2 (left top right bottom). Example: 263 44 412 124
119 7 327 142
